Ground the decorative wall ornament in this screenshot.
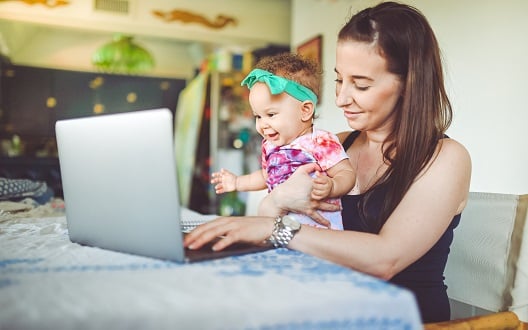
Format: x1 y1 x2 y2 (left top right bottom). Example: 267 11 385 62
152 9 237 29
0 0 69 7
297 35 323 103
296 35 322 68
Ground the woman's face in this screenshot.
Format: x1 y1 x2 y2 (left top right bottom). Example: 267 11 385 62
335 40 403 134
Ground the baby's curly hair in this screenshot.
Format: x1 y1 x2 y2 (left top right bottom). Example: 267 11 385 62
254 52 322 100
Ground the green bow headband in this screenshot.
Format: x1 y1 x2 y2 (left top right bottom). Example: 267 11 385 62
241 68 318 106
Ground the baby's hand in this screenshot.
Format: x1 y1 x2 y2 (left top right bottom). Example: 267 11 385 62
211 168 237 194
311 171 333 200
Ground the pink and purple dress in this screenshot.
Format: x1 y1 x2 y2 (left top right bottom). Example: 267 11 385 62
261 128 349 230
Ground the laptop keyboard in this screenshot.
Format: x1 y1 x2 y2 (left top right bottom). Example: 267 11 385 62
180 208 218 233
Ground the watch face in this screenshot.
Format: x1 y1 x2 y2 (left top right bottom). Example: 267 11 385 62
282 215 301 231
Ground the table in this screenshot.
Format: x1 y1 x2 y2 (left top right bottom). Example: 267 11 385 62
0 215 422 329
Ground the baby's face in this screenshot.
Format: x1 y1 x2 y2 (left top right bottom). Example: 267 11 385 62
249 82 309 147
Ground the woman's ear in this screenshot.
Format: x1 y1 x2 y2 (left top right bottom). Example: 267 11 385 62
300 101 315 122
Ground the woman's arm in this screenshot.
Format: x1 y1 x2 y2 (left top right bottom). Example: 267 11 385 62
185 139 471 280
288 138 471 278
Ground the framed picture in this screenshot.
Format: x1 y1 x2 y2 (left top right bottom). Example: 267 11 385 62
297 35 322 103
296 35 322 68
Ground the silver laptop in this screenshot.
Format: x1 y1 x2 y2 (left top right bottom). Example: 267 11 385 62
55 108 268 262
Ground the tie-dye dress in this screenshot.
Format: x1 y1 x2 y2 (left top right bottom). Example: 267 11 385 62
261 128 349 230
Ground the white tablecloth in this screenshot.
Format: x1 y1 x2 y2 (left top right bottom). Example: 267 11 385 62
0 216 422 329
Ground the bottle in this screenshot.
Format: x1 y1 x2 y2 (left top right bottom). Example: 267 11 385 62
219 191 246 216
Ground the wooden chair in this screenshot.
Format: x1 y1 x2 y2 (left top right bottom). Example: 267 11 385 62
424 311 527 330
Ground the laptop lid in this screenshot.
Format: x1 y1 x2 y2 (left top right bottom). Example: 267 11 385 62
56 108 189 261
56 109 269 263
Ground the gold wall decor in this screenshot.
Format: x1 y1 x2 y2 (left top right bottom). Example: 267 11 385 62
152 9 237 29
93 103 104 115
126 92 137 103
89 76 104 89
0 0 70 8
46 97 56 108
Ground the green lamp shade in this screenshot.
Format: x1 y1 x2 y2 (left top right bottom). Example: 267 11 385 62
92 35 155 73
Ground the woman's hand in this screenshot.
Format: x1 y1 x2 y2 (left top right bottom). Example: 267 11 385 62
184 216 275 251
260 163 341 228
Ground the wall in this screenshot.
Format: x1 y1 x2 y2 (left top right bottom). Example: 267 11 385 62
292 0 528 194
0 0 291 79
0 21 196 78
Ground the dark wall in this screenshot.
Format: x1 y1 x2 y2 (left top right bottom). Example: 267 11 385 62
1 64 186 142
0 64 186 198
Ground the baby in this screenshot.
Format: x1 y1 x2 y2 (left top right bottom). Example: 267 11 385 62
211 53 356 230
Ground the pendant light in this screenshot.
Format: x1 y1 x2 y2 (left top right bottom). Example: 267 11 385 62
92 34 155 74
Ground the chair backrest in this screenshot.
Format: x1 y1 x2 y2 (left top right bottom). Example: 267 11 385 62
445 192 528 322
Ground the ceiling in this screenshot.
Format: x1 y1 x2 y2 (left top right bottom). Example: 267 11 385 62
0 0 292 78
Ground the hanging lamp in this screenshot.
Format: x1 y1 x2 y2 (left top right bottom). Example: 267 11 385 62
92 34 155 74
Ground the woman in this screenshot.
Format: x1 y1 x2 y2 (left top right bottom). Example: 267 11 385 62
185 2 471 323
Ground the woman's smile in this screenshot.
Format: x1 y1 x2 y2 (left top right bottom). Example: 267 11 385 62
343 109 362 119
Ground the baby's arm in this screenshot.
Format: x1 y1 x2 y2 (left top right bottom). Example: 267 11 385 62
211 168 267 194
312 159 356 200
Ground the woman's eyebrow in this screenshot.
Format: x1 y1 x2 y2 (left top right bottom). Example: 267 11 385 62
352 75 373 81
334 68 373 81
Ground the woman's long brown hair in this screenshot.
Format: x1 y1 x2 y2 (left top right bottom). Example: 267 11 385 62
338 2 453 232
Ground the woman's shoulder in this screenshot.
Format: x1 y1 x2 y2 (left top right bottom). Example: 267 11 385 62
416 137 472 191
423 137 472 214
438 137 471 164
425 136 472 190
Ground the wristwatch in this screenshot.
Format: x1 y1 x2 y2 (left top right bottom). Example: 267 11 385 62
267 215 301 248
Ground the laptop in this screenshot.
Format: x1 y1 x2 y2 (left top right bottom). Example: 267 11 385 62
55 108 269 263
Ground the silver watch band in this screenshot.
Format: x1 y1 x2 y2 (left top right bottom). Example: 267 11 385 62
267 216 297 248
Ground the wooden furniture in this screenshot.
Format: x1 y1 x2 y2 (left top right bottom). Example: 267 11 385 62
424 311 526 330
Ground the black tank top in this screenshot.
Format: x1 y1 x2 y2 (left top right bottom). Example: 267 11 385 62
341 131 460 323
